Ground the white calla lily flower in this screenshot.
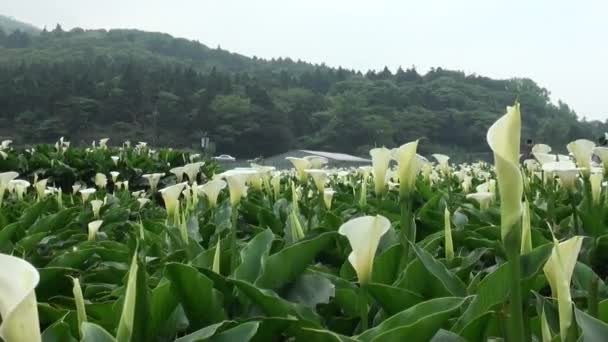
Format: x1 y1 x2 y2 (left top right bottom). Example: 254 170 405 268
286 157 312 181
0 253 42 342
543 236 584 341
323 188 336 210
532 144 552 154
88 220 103 241
159 182 187 221
432 154 450 175
94 173 107 190
183 162 205 184
338 215 391 284
198 179 227 208
466 192 493 210
110 171 120 183
305 169 328 193
79 188 97 202
567 139 595 177
90 199 103 219
487 103 523 240
303 155 329 169
590 172 603 205
142 173 164 192
393 140 419 198
370 147 391 195
137 198 150 209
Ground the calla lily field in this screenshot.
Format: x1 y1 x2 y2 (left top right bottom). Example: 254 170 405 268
2 103 608 341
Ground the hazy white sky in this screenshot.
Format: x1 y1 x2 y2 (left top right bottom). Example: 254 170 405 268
5 1 608 120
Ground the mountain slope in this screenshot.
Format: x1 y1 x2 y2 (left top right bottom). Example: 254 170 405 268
0 21 603 159
0 15 40 34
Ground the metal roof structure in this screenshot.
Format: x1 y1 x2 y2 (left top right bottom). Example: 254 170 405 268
298 150 371 163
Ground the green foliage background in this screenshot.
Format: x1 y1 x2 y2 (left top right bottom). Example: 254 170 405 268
0 19 605 160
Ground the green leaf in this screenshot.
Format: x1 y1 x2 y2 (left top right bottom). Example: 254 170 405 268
81 322 117 342
174 322 232 342
231 278 320 324
430 329 466 342
575 307 608 342
357 297 467 341
298 328 358 342
165 262 226 330
256 232 335 289
285 273 335 309
452 243 552 332
41 321 77 342
234 229 275 282
366 283 424 315
410 242 467 297
115 251 150 342
209 321 260 342
371 243 402 285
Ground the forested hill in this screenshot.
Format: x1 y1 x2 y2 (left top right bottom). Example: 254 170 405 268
0 21 605 159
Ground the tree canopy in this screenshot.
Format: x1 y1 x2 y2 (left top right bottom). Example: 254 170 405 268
0 23 605 160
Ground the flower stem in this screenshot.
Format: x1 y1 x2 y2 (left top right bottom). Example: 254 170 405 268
359 285 369 331
399 196 414 268
504 225 525 342
229 205 239 273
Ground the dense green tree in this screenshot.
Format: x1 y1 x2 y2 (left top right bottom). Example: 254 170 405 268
0 25 604 160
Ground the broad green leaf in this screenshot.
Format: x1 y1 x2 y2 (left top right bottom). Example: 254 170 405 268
165 262 226 330
81 322 116 342
410 242 467 297
430 329 466 342
298 328 358 342
174 321 232 342
234 228 274 282
231 278 320 324
357 297 466 341
366 283 424 315
256 232 335 289
371 243 402 285
209 321 259 342
575 308 608 342
41 321 77 342
285 273 335 309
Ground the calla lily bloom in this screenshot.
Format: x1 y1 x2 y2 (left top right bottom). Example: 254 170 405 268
593 147 608 173
567 139 595 177
183 162 205 184
2 172 22 205
72 277 87 338
304 155 329 169
543 161 580 192
270 173 281 199
0 140 12 149
137 198 150 209
34 178 48 200
197 179 227 208
305 169 328 193
110 171 120 183
0 253 42 342
94 173 107 190
79 188 96 202
338 215 391 284
98 138 109 149
111 156 119 165
323 188 335 210
370 147 391 195
543 236 584 341
0 151 7 160
220 169 258 206
393 140 420 198
444 208 454 260
142 173 164 192
90 199 103 219
88 220 103 241
212 239 221 273
159 182 187 221
9 179 30 200
286 157 312 181
487 103 523 240
72 183 82 195
466 192 493 210
170 167 185 183
532 144 552 154
432 154 450 175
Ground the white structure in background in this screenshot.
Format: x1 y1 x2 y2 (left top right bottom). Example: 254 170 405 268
298 150 371 163
214 154 236 161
